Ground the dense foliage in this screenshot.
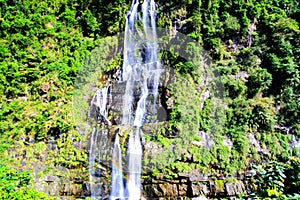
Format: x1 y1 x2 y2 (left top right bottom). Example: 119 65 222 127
250 158 300 198
0 0 299 198
0 164 52 199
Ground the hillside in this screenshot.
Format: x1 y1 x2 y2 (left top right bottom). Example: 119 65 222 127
0 0 299 199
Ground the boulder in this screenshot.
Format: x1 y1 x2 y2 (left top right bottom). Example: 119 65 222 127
225 181 246 196
191 183 210 196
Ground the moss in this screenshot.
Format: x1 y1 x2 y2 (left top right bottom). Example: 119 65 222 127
216 179 225 190
226 177 238 183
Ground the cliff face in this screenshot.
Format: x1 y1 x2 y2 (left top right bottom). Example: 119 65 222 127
1 0 300 199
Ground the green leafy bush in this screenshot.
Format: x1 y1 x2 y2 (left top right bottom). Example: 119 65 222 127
250 159 300 198
0 164 51 199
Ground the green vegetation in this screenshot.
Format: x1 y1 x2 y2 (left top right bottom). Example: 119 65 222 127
143 0 300 197
0 0 299 198
0 164 52 199
249 158 300 198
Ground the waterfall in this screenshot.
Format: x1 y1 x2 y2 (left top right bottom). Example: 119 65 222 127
122 0 161 126
110 134 125 199
126 129 143 199
89 127 100 198
88 85 112 199
88 85 112 126
89 128 109 199
122 0 161 198
88 0 161 199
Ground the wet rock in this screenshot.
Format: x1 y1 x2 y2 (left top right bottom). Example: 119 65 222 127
48 181 61 196
249 132 261 152
210 181 217 196
245 170 255 177
44 175 59 182
61 182 70 195
82 182 91 196
89 183 102 198
47 140 57 150
144 141 162 157
178 184 188 196
34 179 49 194
33 163 47 174
166 98 175 109
289 134 300 150
192 140 203 147
61 182 84 197
223 136 233 150
199 90 210 109
73 140 84 150
191 183 210 196
57 165 69 174
110 82 128 124
71 184 83 196
144 184 163 197
179 170 208 182
232 71 250 81
197 131 214 149
158 183 178 196
225 181 246 196
140 194 148 200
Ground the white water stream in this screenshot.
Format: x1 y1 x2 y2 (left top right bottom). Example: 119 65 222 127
89 0 161 199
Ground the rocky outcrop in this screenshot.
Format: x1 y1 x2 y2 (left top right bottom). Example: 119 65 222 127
143 175 248 198
34 173 87 198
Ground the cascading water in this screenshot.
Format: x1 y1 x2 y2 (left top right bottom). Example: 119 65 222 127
125 129 143 199
110 134 125 199
88 85 112 199
88 85 112 126
88 0 161 199
122 0 161 126
121 0 161 199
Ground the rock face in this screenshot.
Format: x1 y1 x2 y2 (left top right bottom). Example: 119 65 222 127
34 174 86 198
191 182 210 196
143 176 248 198
142 166 251 198
225 181 246 196
35 169 244 199
110 82 126 124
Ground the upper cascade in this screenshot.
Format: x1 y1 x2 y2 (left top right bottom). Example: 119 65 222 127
121 0 161 127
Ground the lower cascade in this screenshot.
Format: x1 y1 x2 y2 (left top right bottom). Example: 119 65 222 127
88 0 161 199
110 134 125 199
126 129 143 199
